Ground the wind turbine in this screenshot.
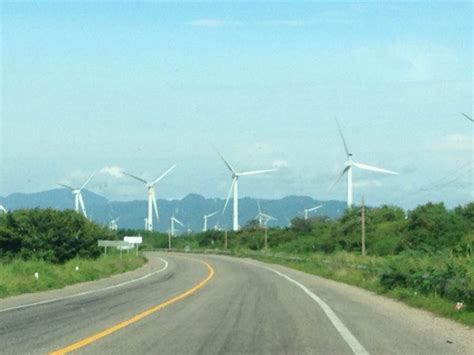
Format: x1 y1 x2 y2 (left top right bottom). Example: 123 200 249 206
109 217 120 231
254 201 276 228
218 152 276 231
303 205 323 220
122 165 176 231
203 211 218 232
59 173 95 217
0 205 7 213
170 215 184 237
331 119 399 208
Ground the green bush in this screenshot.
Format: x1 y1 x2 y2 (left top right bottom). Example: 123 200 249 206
0 209 116 263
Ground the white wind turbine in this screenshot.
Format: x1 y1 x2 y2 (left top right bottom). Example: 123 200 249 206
0 205 7 213
59 173 95 217
122 165 176 231
170 215 184 237
303 205 323 220
254 201 277 228
219 152 276 231
109 217 120 231
331 119 399 208
203 211 218 232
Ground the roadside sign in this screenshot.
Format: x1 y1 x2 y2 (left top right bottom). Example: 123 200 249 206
98 240 131 248
124 236 143 244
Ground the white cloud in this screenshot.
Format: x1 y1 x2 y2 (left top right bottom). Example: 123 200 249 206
189 19 225 27
100 165 124 178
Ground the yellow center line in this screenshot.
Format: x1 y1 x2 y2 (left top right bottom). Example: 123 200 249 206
50 258 215 355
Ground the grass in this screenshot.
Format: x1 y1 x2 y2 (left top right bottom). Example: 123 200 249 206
0 252 146 298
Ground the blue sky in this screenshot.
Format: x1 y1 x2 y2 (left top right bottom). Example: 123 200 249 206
1 1 472 209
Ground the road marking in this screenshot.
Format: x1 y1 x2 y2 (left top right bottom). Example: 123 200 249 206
262 265 370 355
50 259 215 355
0 257 169 313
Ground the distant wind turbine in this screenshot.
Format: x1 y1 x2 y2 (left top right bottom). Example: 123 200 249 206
218 152 276 231
170 215 184 237
109 217 120 231
254 201 277 228
331 119 399 208
0 205 7 213
122 165 176 231
303 205 323 220
203 211 218 232
59 173 95 217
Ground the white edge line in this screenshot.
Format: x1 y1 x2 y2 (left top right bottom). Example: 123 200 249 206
0 257 169 313
261 264 370 355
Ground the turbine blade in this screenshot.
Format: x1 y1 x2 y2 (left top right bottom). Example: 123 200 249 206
58 183 75 190
122 171 147 184
217 151 237 174
335 118 350 157
462 113 474 122
222 178 236 214
307 205 323 212
174 217 184 227
353 162 399 175
151 164 176 186
257 200 262 214
206 211 219 218
329 166 350 191
262 213 276 220
80 173 96 190
238 169 276 176
152 189 160 222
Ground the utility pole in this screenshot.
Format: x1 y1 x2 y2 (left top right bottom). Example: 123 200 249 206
361 196 366 256
224 229 228 250
264 225 268 250
168 230 171 251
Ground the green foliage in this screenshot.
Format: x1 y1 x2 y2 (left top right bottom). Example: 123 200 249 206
0 209 116 263
401 203 468 252
0 254 145 298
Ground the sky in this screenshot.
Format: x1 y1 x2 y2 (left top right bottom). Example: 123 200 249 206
1 1 472 209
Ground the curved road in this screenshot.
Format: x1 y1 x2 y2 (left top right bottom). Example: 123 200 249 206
0 253 472 354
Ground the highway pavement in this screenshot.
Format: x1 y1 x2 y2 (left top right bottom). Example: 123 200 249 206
0 252 472 354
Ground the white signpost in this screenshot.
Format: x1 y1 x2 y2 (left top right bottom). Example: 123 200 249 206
98 240 132 258
124 236 143 256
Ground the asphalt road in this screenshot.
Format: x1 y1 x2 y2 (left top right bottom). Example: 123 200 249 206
0 252 472 354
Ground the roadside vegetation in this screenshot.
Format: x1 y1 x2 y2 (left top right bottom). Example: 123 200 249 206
122 201 473 326
0 209 145 298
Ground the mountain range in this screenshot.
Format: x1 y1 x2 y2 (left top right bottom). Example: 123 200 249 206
0 189 347 233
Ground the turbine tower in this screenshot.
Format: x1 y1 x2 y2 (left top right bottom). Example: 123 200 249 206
218 152 275 231
170 215 184 237
203 211 218 232
122 165 176 231
303 205 323 220
59 173 95 218
331 119 399 208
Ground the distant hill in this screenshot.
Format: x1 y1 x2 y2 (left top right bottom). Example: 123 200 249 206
0 190 347 233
